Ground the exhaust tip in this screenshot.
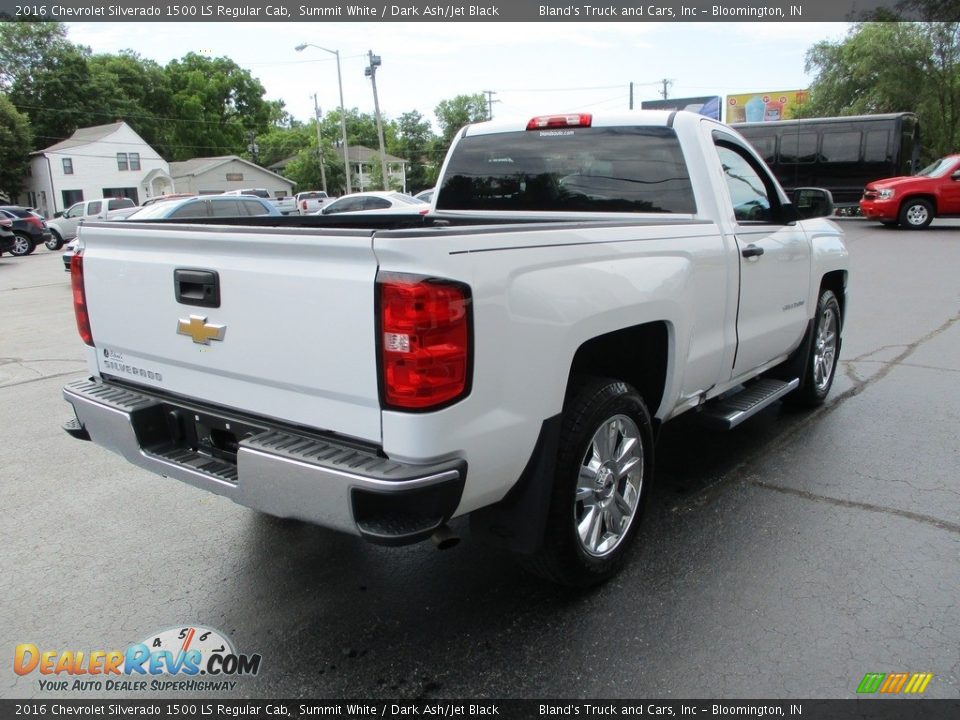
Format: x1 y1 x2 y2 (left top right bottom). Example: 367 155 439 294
431 524 460 550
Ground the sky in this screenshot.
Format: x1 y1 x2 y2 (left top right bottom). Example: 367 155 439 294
65 22 852 130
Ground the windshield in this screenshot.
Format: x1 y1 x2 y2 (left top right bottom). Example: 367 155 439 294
437 126 696 213
917 157 958 177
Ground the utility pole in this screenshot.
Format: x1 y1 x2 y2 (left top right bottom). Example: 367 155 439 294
660 78 673 100
312 94 328 194
629 82 634 110
483 90 498 120
365 50 390 191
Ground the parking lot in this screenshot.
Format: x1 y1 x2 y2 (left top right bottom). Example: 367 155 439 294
2 218 958 700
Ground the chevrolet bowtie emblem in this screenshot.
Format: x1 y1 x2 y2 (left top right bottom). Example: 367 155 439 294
177 315 226 345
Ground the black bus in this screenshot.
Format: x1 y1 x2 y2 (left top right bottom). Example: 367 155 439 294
732 112 920 208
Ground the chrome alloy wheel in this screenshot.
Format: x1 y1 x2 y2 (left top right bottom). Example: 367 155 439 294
12 235 31 256
574 414 644 557
905 203 929 226
813 304 838 393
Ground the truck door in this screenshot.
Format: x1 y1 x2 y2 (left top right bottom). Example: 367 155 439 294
711 132 811 377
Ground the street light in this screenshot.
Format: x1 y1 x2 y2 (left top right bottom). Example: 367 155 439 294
295 42 351 194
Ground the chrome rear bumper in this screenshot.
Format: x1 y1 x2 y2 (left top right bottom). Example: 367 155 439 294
63 378 465 544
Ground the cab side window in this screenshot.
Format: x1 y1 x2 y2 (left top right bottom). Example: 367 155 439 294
713 135 782 223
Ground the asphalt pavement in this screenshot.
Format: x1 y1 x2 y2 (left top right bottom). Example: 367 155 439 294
1 219 958 701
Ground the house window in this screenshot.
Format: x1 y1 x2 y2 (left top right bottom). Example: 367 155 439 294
62 158 74 175
62 190 83 208
129 153 141 171
117 153 128 171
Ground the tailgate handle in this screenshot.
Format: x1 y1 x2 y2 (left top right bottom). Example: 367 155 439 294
175 269 220 308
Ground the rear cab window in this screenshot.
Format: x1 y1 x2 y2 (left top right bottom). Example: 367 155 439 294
437 126 696 214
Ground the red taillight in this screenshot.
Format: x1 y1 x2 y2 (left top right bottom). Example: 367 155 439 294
26 215 44 229
71 253 94 346
378 273 471 410
301 200 307 210
526 113 592 130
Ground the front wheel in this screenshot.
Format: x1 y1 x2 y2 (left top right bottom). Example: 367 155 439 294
10 233 35 256
45 231 64 251
524 378 654 587
898 198 933 229
786 289 841 407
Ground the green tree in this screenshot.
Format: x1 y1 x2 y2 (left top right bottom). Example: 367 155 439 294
432 93 488 167
0 22 73 90
390 110 435 192
162 53 275 160
0 94 32 200
802 22 960 161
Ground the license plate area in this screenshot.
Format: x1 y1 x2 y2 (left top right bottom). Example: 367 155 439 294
128 401 270 482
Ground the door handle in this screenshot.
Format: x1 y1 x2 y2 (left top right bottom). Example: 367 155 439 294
741 244 765 258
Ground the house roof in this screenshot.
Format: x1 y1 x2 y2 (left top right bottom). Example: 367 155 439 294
347 145 407 165
168 155 292 184
267 155 299 172
35 122 128 154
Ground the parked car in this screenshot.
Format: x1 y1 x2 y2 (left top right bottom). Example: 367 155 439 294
124 195 281 221
295 190 331 215
860 154 960 229
222 188 296 215
0 206 54 256
414 188 436 204
61 239 78 271
47 198 137 247
62 196 280 271
319 191 429 215
0 217 15 256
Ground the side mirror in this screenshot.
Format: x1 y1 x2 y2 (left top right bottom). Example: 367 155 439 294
791 187 834 220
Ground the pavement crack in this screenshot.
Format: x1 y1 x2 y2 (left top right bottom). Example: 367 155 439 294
845 359 960 375
0 369 87 389
748 479 960 536
672 312 960 514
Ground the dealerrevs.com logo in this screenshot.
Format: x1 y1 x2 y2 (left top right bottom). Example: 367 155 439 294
14 626 262 692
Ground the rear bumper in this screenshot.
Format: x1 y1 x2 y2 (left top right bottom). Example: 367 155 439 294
63 378 466 545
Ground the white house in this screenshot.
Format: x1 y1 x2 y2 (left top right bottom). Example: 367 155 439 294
347 145 409 193
168 156 294 197
21 122 173 218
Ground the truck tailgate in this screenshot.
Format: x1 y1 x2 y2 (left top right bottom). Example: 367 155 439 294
80 222 382 444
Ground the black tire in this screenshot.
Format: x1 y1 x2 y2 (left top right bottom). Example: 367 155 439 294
523 377 654 587
45 231 64 251
898 198 933 229
786 289 841 407
10 232 35 256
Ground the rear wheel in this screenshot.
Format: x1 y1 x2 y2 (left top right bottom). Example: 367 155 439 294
898 198 933 229
11 232 35 256
524 378 654 587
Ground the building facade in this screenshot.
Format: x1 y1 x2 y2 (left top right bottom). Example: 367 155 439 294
168 156 294 197
21 122 173 218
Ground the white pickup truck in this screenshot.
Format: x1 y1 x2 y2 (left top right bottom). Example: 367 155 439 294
295 190 331 215
63 111 847 586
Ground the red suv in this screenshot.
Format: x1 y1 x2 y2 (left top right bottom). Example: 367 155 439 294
860 154 960 229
